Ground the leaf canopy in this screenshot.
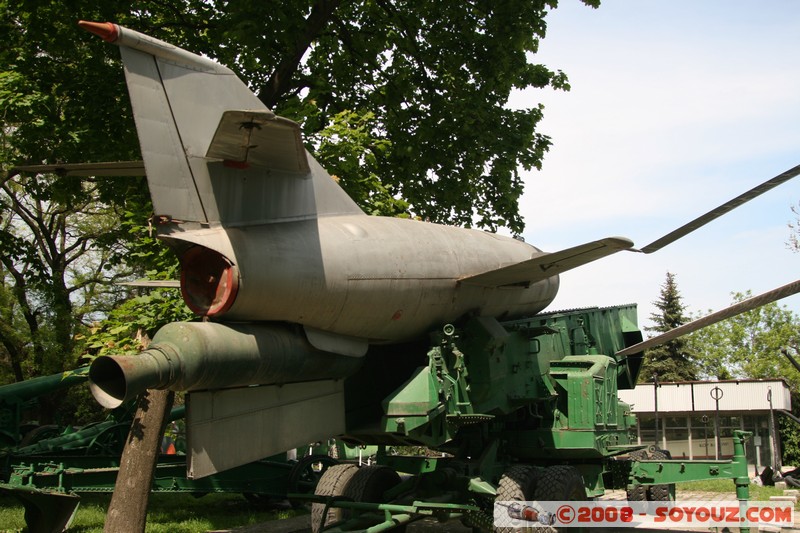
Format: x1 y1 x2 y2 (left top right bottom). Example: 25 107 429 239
4 0 599 232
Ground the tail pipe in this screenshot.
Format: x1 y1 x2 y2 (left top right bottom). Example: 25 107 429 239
88 322 364 409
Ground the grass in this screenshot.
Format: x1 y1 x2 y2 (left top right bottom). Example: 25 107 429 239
677 479 793 503
0 480 791 531
0 492 305 533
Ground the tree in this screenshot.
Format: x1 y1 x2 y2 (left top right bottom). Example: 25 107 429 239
638 272 697 383
3 0 599 232
1 0 149 411
789 202 800 253
687 294 800 463
688 294 799 382
1 0 599 383
3 2 602 527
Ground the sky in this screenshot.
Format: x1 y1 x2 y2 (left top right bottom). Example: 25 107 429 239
509 0 800 329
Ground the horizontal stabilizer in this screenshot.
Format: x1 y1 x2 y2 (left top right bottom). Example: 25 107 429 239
11 161 145 177
206 110 310 173
119 279 180 288
460 237 634 287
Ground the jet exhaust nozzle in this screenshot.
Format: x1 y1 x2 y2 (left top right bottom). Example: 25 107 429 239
88 321 364 409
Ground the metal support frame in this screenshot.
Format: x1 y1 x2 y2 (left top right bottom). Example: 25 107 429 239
629 430 752 533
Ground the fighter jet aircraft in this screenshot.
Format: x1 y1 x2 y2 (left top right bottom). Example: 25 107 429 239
35 21 794 477
73 21 639 351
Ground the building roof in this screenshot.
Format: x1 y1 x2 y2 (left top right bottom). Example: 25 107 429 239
618 379 791 413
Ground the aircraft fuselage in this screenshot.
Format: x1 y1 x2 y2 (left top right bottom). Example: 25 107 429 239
168 214 559 344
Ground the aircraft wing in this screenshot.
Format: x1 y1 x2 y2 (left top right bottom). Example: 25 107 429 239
636 163 800 254
459 237 634 288
11 161 146 177
120 279 181 288
615 278 800 358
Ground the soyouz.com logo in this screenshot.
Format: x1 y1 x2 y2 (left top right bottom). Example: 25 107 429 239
494 500 794 528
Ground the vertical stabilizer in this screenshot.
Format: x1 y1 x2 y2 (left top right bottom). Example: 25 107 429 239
186 381 346 478
82 22 363 224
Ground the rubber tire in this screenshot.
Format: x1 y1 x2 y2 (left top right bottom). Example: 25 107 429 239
645 450 674 501
344 465 402 503
18 424 61 447
311 463 359 532
626 449 674 502
344 465 405 532
625 450 648 502
534 465 587 501
288 454 338 495
497 465 540 501
494 465 540 532
311 464 403 532
532 465 587 533
626 484 647 502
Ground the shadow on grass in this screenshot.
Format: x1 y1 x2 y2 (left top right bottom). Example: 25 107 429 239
0 492 306 533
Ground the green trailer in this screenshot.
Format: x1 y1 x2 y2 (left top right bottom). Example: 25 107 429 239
0 375 337 533
0 367 89 449
0 305 759 532
299 305 754 532
1 452 335 533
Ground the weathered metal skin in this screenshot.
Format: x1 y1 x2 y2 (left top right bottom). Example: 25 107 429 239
89 21 571 345
88 322 364 409
168 217 560 343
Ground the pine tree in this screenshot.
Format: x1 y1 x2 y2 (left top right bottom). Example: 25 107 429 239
638 272 698 383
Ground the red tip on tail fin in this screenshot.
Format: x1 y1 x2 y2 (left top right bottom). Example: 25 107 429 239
78 20 119 42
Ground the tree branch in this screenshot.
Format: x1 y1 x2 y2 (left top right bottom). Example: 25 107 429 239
258 0 343 108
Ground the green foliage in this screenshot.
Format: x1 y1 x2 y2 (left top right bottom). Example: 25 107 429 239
313 110 409 217
639 272 697 383
3 0 599 232
688 293 799 384
778 394 800 467
687 293 800 464
83 289 193 358
1 0 148 391
0 1 140 164
0 171 135 379
79 200 190 359
231 0 600 230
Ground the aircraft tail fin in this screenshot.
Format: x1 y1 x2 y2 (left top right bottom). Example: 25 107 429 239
80 21 363 225
187 381 345 478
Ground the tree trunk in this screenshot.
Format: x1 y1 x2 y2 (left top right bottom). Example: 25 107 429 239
104 388 174 533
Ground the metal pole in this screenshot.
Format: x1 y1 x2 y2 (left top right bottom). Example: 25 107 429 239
711 386 723 460
653 374 659 447
732 431 752 533
767 388 780 471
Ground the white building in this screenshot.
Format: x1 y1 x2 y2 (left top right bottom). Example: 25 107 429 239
619 379 792 469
